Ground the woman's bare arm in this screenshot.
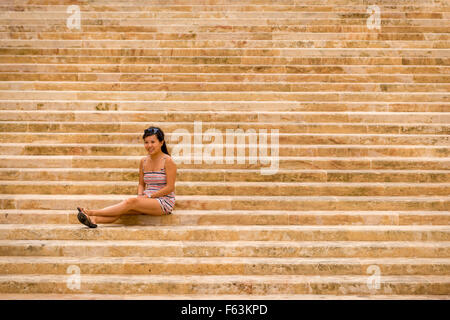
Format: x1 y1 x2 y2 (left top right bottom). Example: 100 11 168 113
137 157 146 196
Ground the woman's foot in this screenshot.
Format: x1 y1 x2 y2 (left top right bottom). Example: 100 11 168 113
81 208 98 224
77 207 97 228
82 208 95 221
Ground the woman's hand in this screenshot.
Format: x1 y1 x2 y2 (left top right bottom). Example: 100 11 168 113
139 193 157 198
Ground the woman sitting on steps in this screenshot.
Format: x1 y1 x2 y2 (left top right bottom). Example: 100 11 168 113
76 126 177 228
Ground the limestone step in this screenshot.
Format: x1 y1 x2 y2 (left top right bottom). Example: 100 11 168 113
1 65 447 76
1 56 448 66
19 29 450 43
1 143 448 158
1 111 449 125
1 3 447 11
1 11 449 20
2 32 450 41
1 194 448 211
2 82 450 93
0 80 445 95
1 293 449 300
1 209 448 226
0 91 447 103
1 72 450 84
2 0 446 6
2 19 448 31
2 48 450 58
1 24 448 34
2 121 448 135
1 132 448 146
0 256 449 275
59 80 423 93
1 168 448 183
0 274 448 295
1 155 448 170
0 224 448 241
0 100 446 113
2 4 447 13
1 13 449 23
1 181 449 197
4 7 446 17
1 240 448 258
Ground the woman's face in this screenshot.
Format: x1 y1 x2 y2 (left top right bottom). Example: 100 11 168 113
144 134 163 155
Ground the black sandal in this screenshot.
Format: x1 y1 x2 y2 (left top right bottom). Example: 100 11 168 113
77 207 97 228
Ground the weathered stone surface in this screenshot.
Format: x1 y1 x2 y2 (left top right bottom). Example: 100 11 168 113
0 0 448 299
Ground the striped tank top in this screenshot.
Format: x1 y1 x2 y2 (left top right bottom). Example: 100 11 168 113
143 155 175 215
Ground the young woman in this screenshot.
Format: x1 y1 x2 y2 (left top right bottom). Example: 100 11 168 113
77 126 177 228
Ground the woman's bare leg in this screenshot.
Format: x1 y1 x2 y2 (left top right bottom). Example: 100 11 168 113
85 199 130 217
81 197 166 225
90 215 121 224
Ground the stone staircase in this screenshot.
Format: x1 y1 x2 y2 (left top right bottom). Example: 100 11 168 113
0 0 449 299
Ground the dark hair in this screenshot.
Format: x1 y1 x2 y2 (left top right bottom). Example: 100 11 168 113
142 126 170 156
